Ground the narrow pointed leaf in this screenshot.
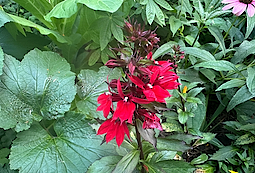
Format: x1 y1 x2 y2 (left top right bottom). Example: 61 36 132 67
194 60 236 71
216 79 245 91
146 0 156 25
246 67 255 94
181 47 216 61
210 146 239 161
208 26 226 56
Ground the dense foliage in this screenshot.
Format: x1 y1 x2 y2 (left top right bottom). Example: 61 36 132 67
0 0 255 172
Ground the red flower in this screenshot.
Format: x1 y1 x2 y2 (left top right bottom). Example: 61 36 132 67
97 119 130 147
97 92 112 118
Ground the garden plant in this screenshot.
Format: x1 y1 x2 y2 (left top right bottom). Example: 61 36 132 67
0 0 255 172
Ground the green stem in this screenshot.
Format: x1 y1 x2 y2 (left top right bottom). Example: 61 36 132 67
191 23 204 47
134 119 145 173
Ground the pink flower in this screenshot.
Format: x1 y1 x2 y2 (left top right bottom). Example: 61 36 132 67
222 0 255 17
97 119 131 147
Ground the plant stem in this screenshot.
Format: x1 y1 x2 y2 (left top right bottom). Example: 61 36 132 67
134 119 145 173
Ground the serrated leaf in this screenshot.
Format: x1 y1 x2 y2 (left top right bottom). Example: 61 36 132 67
9 112 117 173
146 0 156 25
235 133 255 145
77 0 124 13
87 155 122 173
247 67 255 94
154 3 165 26
154 0 173 10
194 60 236 71
0 49 76 132
113 150 140 173
76 66 121 119
227 85 255 112
216 79 245 91
88 49 101 66
181 47 216 61
152 41 177 59
45 0 78 22
208 26 226 56
149 160 196 173
210 146 239 161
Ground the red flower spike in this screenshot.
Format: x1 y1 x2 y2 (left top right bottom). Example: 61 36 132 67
143 85 170 103
112 99 136 123
97 119 130 147
97 93 112 118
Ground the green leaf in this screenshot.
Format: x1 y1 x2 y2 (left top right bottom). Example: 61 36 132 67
77 0 124 13
154 0 173 10
9 112 117 173
169 16 182 36
187 93 206 131
165 134 200 144
87 155 122 173
178 109 189 124
150 151 177 163
12 0 53 27
152 41 177 59
157 138 191 152
190 154 208 165
238 123 255 131
235 133 255 145
245 14 255 39
136 119 157 148
161 121 183 133
154 3 165 26
227 85 255 112
0 27 50 60
247 67 255 94
0 46 3 76
45 0 78 22
76 66 121 119
8 14 68 43
146 0 156 25
0 8 13 27
232 40 255 64
210 146 239 161
181 47 216 61
113 150 140 173
88 49 101 66
100 17 112 50
200 68 216 84
0 49 76 132
0 164 18 173
208 26 226 56
195 164 215 173
149 160 196 173
111 22 124 42
216 79 245 91
0 148 10 167
194 60 236 71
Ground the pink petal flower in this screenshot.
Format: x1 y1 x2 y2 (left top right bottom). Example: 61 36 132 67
221 0 255 17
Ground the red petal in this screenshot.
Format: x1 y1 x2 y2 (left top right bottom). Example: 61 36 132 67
117 79 124 98
97 119 112 135
128 75 144 89
113 100 135 123
116 123 125 146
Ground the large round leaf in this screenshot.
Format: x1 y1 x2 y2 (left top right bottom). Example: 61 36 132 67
0 49 76 132
9 112 117 173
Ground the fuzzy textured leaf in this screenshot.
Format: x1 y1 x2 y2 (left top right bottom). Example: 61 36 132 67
146 0 156 25
0 49 76 132
194 60 236 71
216 79 245 91
9 112 117 173
76 66 121 119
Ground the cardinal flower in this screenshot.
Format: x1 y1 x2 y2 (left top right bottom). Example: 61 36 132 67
96 92 112 118
222 0 255 17
97 118 130 147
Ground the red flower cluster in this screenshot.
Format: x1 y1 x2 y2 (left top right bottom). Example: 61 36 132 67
96 21 181 147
